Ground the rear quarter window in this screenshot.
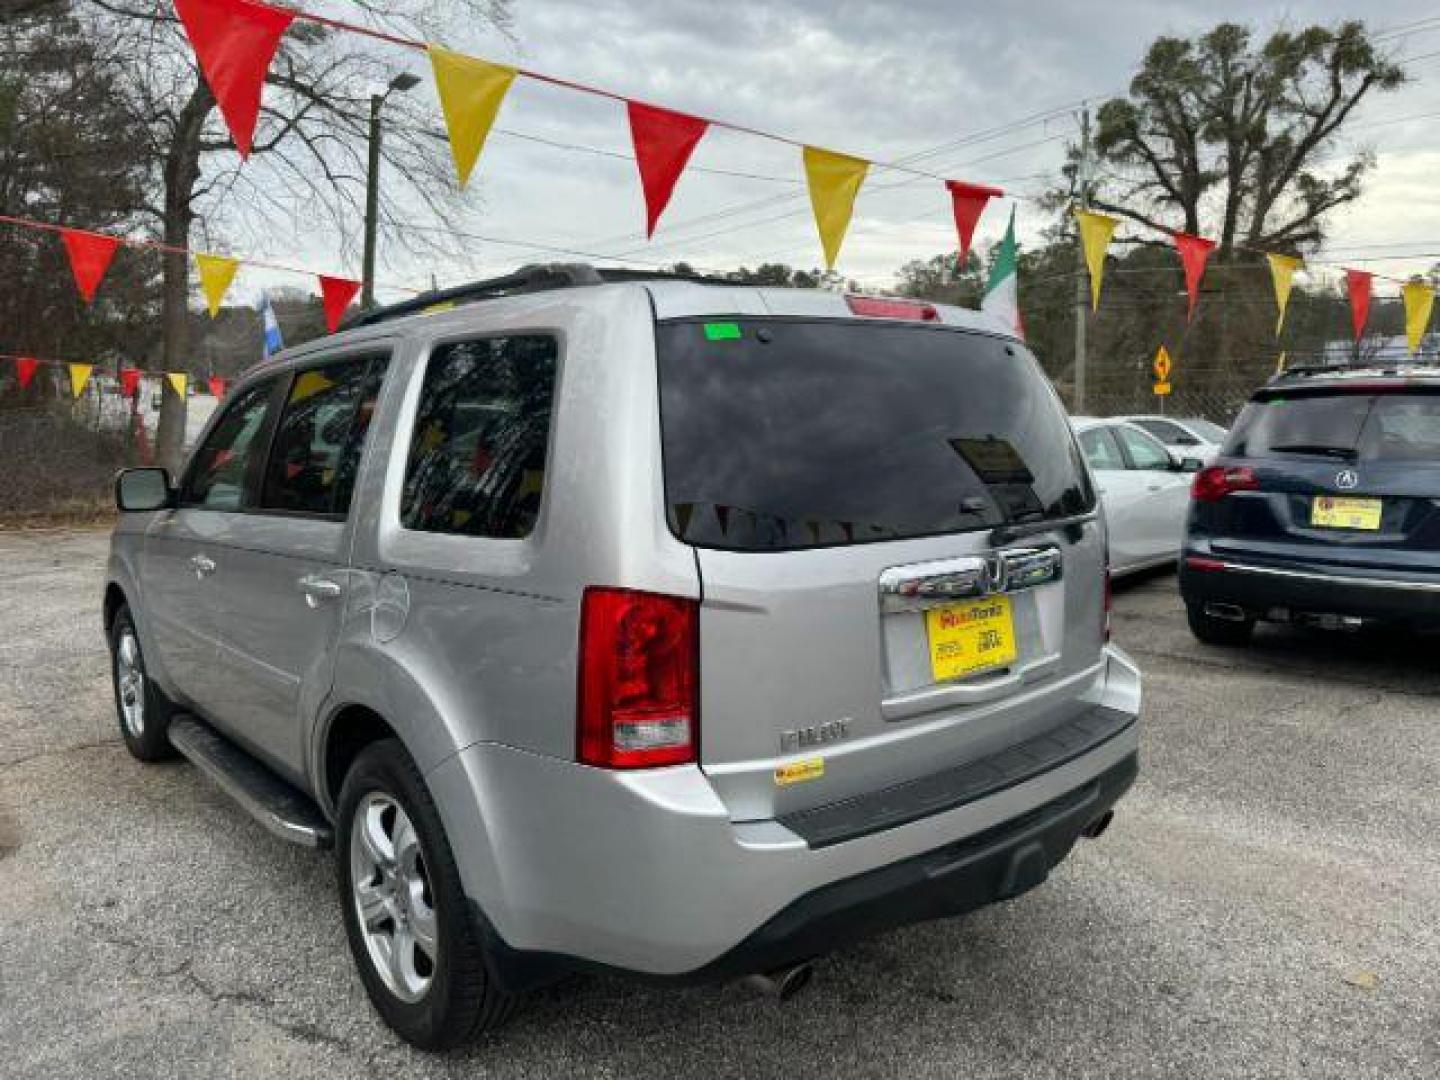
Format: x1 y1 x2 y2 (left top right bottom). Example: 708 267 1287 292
400 335 557 539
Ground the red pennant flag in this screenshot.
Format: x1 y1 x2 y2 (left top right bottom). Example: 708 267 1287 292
627 102 709 238
60 228 121 303
174 0 295 159
945 180 1002 264
208 375 227 399
319 275 361 333
1173 232 1216 321
119 367 142 399
14 356 39 390
1346 269 1373 341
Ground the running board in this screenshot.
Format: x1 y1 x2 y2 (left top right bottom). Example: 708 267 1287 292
168 716 333 849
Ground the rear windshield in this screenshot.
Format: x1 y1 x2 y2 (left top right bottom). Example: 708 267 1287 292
656 318 1093 551
1226 389 1440 463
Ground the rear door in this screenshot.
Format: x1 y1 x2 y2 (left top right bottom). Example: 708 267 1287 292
1112 423 1190 560
1079 425 1150 571
203 352 388 783
1210 387 1440 572
655 317 1104 820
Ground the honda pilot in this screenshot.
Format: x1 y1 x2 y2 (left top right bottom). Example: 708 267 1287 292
1182 365 1440 644
105 266 1141 1048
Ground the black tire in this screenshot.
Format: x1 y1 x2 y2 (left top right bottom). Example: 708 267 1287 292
336 738 517 1049
1186 601 1255 646
108 604 177 762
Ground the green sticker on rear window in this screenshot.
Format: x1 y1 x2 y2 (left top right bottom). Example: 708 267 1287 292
703 321 742 341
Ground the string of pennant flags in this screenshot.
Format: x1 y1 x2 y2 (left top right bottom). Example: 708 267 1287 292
1 350 228 402
3 0 1438 407
169 0 1435 350
1074 207 1438 357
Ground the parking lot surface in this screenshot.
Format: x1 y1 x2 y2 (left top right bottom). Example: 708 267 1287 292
2 528 1437 1079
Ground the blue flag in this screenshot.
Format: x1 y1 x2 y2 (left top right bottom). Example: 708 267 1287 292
260 294 284 358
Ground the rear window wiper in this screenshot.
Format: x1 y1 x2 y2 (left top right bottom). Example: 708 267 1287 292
1268 443 1357 460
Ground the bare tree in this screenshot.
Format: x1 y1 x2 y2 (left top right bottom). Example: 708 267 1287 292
80 0 511 466
1073 22 1404 258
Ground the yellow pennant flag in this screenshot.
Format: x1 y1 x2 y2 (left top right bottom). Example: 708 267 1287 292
195 253 239 318
803 146 869 271
1276 351 1287 375
429 46 518 189
1074 208 1119 311
1402 279 1434 355
166 372 188 399
1267 253 1302 336
68 362 93 399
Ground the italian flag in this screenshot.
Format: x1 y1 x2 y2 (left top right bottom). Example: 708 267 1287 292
981 205 1024 339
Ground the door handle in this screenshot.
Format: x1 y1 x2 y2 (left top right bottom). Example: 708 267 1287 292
189 554 216 578
298 574 343 607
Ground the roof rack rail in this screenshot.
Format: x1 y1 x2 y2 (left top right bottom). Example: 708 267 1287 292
343 262 728 331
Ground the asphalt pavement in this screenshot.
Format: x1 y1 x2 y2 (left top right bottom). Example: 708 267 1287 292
1 528 1436 1079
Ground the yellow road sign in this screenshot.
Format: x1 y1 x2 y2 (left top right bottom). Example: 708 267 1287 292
1153 345 1173 382
1154 380 1172 396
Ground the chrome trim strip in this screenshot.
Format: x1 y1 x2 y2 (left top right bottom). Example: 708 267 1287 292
1215 560 1440 593
879 545 1062 613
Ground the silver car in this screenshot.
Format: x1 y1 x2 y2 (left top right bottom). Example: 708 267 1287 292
105 267 1141 1048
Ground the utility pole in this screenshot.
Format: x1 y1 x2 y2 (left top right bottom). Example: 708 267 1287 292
361 92 383 311
361 73 420 311
1073 103 1092 414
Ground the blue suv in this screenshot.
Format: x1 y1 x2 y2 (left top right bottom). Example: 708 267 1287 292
1180 366 1440 645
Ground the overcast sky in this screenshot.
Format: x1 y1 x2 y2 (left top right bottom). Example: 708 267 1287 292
242 1 1440 304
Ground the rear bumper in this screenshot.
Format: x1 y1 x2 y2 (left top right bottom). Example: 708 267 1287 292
477 751 1137 991
1180 550 1440 628
426 647 1141 985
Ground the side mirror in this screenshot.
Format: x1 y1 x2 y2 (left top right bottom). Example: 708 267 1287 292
115 467 173 512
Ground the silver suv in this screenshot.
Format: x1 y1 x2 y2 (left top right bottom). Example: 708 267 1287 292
106 266 1141 1048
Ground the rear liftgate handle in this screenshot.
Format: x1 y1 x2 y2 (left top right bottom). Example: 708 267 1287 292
298 574 344 608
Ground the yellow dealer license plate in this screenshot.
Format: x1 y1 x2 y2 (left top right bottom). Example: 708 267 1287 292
925 596 1018 682
1311 496 1382 531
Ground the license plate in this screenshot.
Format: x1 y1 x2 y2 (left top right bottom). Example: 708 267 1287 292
1311 496 1382 530
925 596 1018 682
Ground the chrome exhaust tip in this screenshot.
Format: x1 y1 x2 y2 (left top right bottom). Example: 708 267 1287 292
1203 602 1248 623
743 962 814 1002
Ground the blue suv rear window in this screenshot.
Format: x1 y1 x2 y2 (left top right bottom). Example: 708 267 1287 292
1227 389 1440 463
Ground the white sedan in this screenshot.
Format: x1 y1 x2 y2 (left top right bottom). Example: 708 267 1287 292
1072 417 1203 576
1117 414 1227 464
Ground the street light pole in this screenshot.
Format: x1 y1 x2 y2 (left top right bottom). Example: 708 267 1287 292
361 73 420 311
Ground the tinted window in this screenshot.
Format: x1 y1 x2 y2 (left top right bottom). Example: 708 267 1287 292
1079 427 1125 470
1115 426 1172 470
401 336 556 538
261 357 387 516
1227 390 1440 463
1132 418 1191 444
1183 418 1227 442
181 380 276 510
657 319 1093 551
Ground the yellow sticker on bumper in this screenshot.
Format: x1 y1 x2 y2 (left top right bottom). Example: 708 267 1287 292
774 758 824 786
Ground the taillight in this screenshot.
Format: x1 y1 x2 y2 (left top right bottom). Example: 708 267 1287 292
577 588 698 769
1191 465 1258 503
845 295 940 321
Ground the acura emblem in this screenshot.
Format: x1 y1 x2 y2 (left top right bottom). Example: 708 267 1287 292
1335 469 1359 490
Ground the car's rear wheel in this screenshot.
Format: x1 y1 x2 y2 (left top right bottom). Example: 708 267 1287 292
1186 601 1255 646
108 604 177 761
337 738 517 1049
